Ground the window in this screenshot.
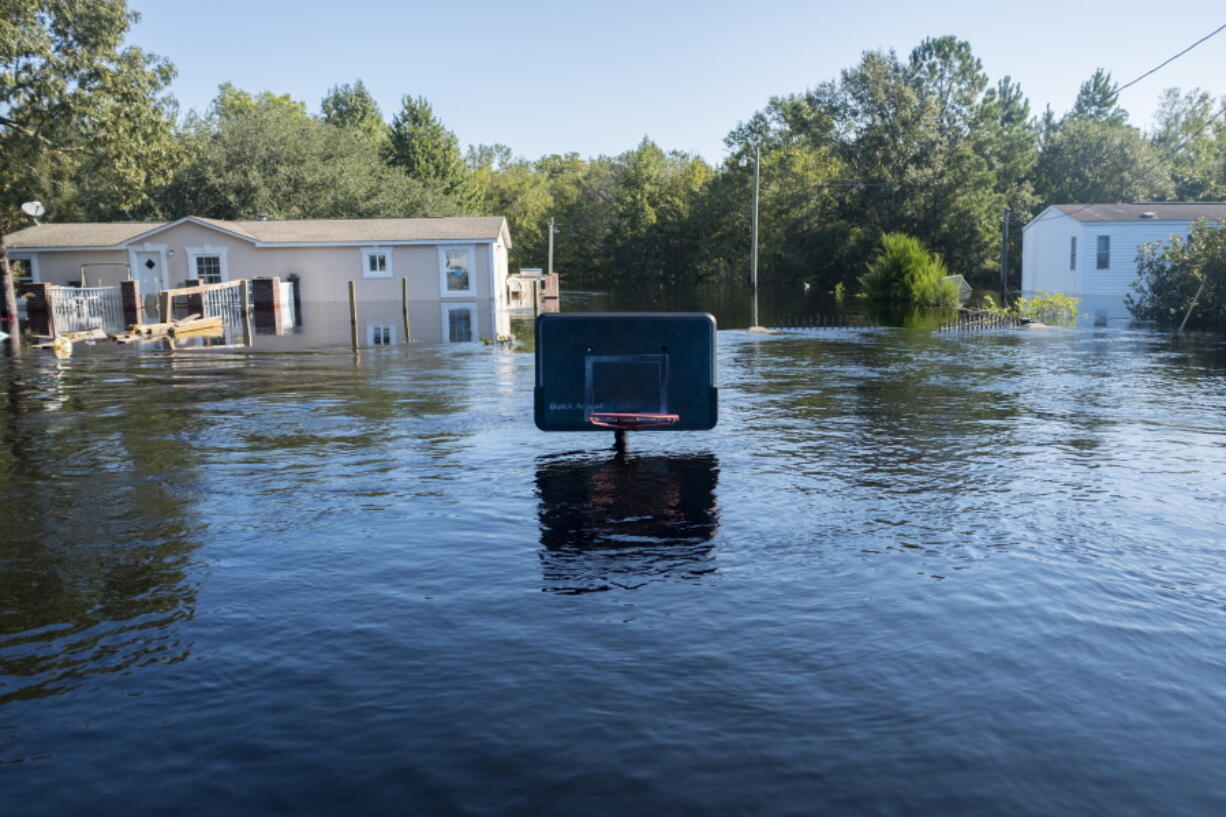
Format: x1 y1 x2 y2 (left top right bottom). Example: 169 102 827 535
186 246 228 283
9 256 35 284
442 303 476 342
362 247 392 279
440 246 474 295
1069 237 1077 271
367 324 396 345
195 255 222 284
1096 235 1110 269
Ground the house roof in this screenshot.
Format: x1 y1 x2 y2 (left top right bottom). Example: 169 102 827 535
6 215 511 249
1051 202 1226 222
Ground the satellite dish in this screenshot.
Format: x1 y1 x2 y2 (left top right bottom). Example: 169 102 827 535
21 201 46 218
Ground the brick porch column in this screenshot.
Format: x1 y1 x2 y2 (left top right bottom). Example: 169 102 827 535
250 277 283 333
120 280 142 327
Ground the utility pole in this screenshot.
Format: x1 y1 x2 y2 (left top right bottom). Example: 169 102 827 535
1000 206 1010 307
750 145 762 330
547 217 556 277
751 145 760 292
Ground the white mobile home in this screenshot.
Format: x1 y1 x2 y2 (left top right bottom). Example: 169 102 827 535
1021 203 1226 323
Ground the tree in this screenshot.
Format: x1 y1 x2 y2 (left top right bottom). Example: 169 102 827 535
159 84 451 220
1071 69 1126 123
321 79 386 145
387 96 474 208
1150 88 1226 200
1 0 178 347
1128 220 1226 330
1034 117 1173 203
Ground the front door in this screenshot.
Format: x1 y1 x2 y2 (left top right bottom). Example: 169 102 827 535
134 250 163 315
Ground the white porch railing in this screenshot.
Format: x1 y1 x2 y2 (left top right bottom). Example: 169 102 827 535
49 285 125 334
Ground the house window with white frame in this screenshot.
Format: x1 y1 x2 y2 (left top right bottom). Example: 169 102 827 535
441 246 474 295
1096 236 1110 269
195 255 223 283
367 323 395 345
186 246 228 284
1069 237 1076 271
363 247 392 279
443 303 475 342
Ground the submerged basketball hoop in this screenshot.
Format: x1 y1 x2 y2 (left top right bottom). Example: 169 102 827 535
534 313 718 434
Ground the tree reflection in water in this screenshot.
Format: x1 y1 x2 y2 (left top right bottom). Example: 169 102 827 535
535 451 720 594
0 361 201 707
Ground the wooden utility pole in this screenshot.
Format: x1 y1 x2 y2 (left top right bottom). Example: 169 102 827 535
1000 206 1010 307
547 218 556 277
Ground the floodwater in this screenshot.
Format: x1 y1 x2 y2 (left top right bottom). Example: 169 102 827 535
3 290 1226 816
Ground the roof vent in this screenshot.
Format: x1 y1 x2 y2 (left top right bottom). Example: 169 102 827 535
1140 212 1157 219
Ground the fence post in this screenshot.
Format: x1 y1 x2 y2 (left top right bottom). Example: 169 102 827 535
120 280 141 327
401 276 411 341
158 289 172 323
349 281 359 350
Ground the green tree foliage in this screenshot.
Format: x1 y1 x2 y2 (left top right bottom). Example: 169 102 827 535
1033 69 1171 204
1034 116 1173 203
159 84 450 219
1071 69 1126 123
0 0 179 224
859 232 959 306
1 0 179 344
388 95 473 208
321 79 387 145
1128 220 1226 330
1150 88 1226 200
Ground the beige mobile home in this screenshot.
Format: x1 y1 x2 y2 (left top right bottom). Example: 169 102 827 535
6 215 512 308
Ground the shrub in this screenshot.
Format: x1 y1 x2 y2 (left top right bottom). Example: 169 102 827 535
859 233 960 307
1013 291 1079 326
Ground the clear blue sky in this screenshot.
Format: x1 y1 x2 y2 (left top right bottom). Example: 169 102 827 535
129 0 1225 163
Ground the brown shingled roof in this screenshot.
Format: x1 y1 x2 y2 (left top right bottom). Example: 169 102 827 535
7 215 511 248
6 222 157 248
1053 203 1226 222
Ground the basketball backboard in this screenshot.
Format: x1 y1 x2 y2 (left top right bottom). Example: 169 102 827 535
534 313 718 432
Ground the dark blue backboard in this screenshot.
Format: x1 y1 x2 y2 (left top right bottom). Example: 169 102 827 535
534 313 718 432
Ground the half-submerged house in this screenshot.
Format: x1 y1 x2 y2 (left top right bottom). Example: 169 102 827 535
5 215 513 309
1021 203 1226 324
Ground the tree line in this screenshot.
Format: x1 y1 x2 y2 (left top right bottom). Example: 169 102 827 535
4 3 1225 302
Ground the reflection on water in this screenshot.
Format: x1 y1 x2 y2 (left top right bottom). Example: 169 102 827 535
0 365 200 707
536 451 720 593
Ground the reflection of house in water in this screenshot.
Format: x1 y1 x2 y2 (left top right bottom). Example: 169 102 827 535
282 300 512 349
535 452 720 594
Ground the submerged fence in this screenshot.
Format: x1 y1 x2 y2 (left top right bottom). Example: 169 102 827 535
49 285 126 334
770 313 881 330
936 312 1026 333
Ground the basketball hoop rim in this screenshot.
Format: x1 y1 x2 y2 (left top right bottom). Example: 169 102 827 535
587 412 680 430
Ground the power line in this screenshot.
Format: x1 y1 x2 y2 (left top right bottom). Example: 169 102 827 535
1117 24 1226 94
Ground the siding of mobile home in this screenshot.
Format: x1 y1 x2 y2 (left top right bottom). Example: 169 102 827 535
1022 207 1197 322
